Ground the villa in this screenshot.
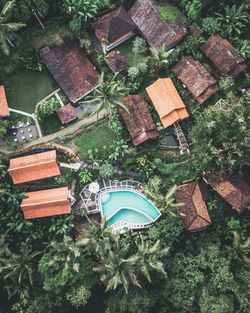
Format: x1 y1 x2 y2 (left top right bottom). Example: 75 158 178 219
104 50 128 74
0 86 10 119
175 181 212 232
203 172 250 213
8 150 60 184
200 34 247 77
128 0 187 50
121 94 159 145
20 187 71 219
92 6 136 54
172 56 219 104
41 42 99 103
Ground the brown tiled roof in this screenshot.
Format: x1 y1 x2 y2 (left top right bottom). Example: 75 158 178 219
129 0 187 50
175 181 211 231
188 25 203 37
200 34 247 77
121 94 159 145
104 50 128 73
92 6 136 44
56 103 77 124
146 78 189 128
21 187 70 219
8 150 60 184
203 172 250 213
172 56 219 104
0 86 9 117
41 42 99 103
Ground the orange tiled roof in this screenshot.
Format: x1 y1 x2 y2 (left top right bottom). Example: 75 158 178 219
21 187 70 219
8 150 60 184
0 86 10 117
146 78 189 128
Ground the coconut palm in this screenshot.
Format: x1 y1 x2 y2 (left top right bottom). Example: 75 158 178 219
225 231 250 265
143 178 183 216
149 45 173 72
0 237 41 298
0 0 26 55
132 235 169 283
93 237 141 293
81 73 130 118
78 215 114 257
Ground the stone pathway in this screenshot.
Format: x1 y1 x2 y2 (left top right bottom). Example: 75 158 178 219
9 108 34 118
55 92 64 107
59 162 81 171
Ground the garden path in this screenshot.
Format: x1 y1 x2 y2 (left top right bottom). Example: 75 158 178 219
59 162 81 171
9 108 33 117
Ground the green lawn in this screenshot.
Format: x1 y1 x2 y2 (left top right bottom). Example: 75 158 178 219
74 121 118 159
39 112 64 136
5 70 58 113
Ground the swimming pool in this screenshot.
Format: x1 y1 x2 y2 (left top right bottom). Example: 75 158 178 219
99 190 161 230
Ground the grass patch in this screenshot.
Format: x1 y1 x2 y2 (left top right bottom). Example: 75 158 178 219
74 121 118 159
5 70 58 113
39 112 64 136
158 5 187 22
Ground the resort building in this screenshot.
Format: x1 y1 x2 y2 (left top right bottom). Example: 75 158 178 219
129 0 187 50
92 6 136 54
20 187 71 219
203 172 250 213
56 103 77 124
200 34 247 77
0 86 10 118
41 42 99 103
175 181 212 232
104 50 128 74
146 78 189 128
121 94 159 145
8 150 60 184
172 56 219 104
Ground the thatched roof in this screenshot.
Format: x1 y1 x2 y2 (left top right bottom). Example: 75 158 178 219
203 172 250 213
92 6 136 44
56 104 77 124
175 181 212 232
104 49 128 73
146 78 189 128
121 94 159 145
172 56 219 104
200 34 247 77
129 0 187 50
41 42 99 103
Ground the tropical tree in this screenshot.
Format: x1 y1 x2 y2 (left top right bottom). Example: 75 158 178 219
99 163 114 178
78 215 114 256
0 237 41 298
225 231 250 265
149 45 172 72
0 0 26 55
93 237 141 293
132 235 169 283
143 177 183 216
81 73 130 118
79 168 92 184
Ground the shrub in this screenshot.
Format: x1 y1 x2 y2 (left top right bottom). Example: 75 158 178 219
99 163 114 178
128 67 140 80
37 97 60 120
202 17 221 34
65 285 91 308
219 75 234 91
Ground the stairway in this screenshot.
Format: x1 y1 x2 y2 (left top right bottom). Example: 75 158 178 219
173 121 189 154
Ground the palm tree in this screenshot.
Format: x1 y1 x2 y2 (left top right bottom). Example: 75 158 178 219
93 237 141 293
0 237 41 298
225 231 250 265
132 234 169 283
78 215 114 257
143 177 183 216
0 0 26 55
81 73 130 118
149 45 173 72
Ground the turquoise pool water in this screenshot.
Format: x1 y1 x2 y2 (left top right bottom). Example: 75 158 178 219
100 190 161 227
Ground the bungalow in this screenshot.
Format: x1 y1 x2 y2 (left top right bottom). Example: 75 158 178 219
175 181 212 232
121 94 159 146
41 42 99 103
92 6 136 54
128 0 187 50
8 150 60 184
203 172 250 213
20 187 71 219
172 56 219 104
0 86 10 118
200 34 247 77
104 50 128 74
56 103 77 124
146 78 189 128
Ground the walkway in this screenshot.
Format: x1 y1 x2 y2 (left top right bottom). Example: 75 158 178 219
9 108 34 118
59 162 81 171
